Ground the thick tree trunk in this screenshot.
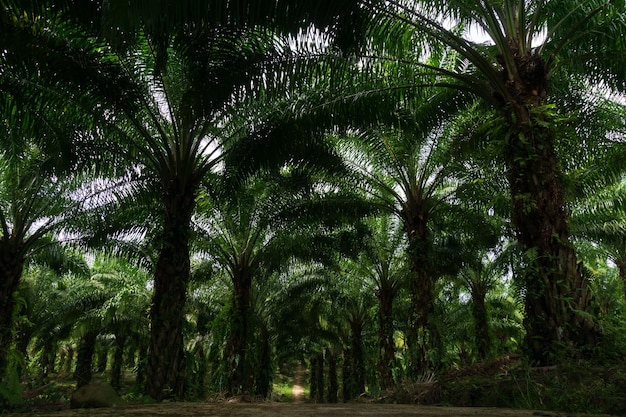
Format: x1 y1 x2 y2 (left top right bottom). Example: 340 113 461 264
376 285 397 390
0 241 24 383
501 57 596 363
491 46 597 364
401 207 434 377
227 271 253 396
146 179 195 400
74 331 98 388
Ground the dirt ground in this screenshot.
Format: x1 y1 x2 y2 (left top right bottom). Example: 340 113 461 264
3 403 614 417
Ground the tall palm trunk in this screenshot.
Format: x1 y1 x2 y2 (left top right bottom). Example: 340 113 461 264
146 178 195 400
310 352 325 402
74 331 98 388
469 280 491 361
227 270 253 395
501 50 596 363
326 348 338 403
0 241 24 383
375 285 396 390
402 207 434 376
348 316 365 397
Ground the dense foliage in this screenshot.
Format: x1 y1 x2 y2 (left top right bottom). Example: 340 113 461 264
0 0 625 413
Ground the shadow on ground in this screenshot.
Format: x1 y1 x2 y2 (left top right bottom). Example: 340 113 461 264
2 403 612 417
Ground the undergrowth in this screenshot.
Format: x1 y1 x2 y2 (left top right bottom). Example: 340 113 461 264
417 358 626 415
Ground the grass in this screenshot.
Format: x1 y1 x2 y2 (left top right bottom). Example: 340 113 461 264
272 372 309 403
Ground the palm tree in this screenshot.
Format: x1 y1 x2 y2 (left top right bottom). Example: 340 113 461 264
1 0 376 398
0 68 93 386
343 215 406 390
353 0 626 363
195 160 373 395
334 92 467 375
15 244 89 378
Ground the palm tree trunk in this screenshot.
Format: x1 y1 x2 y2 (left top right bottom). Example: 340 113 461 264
74 331 98 388
470 282 491 361
375 286 396 390
341 348 350 402
146 179 195 400
326 348 338 403
0 242 24 383
505 100 596 364
314 352 324 403
349 318 365 397
255 326 271 398
111 333 126 391
227 272 253 395
402 210 434 377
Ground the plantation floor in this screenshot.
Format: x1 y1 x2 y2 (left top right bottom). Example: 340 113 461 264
2 403 614 417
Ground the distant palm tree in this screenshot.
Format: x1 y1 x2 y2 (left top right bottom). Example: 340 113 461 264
343 215 406 390
334 91 466 374
195 159 373 395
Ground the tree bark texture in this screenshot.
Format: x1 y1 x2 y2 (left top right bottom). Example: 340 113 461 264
401 206 434 377
146 179 195 400
500 49 596 363
0 241 24 383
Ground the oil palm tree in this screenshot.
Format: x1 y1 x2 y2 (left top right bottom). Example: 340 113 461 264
334 92 468 375
351 0 626 363
1 0 371 398
343 215 406 390
195 160 373 395
0 70 94 387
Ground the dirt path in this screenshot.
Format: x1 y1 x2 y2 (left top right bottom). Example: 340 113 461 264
291 362 305 403
4 403 611 417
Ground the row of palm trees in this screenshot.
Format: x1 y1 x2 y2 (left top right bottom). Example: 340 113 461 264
1 0 625 403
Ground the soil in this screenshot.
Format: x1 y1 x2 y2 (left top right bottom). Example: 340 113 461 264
2 403 610 417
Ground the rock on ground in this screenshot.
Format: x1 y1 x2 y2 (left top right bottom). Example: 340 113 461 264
70 382 123 409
